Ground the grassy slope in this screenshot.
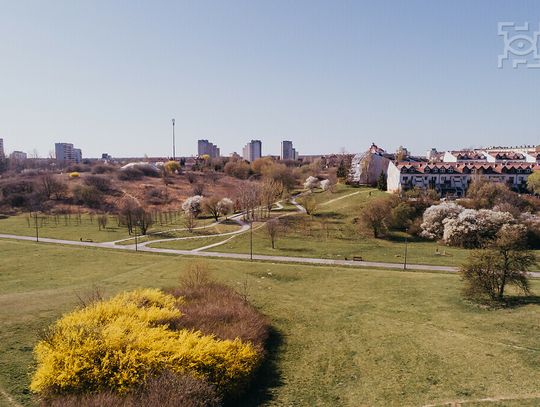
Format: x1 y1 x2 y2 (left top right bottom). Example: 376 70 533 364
0 240 539 406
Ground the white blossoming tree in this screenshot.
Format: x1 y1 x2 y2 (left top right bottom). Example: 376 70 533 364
304 176 319 192
320 179 331 191
442 209 514 248
181 195 203 218
420 202 464 240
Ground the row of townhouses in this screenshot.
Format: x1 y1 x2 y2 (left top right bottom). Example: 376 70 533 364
350 144 540 197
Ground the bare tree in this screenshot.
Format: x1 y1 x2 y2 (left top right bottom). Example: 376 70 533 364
260 178 283 217
192 183 205 196
183 211 197 233
40 174 68 200
266 218 280 249
238 181 260 221
134 206 154 235
203 196 221 222
98 214 108 231
298 195 318 216
118 198 140 234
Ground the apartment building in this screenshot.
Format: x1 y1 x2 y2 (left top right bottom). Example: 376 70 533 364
242 140 262 162
55 143 82 164
197 139 220 158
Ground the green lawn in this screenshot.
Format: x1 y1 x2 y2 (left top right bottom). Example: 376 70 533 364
116 220 241 246
0 239 539 406
0 213 217 243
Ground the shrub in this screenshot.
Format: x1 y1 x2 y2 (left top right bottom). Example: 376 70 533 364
68 172 80 178
117 167 144 181
358 195 396 237
84 175 112 192
167 264 269 351
224 161 251 180
72 185 104 209
92 164 116 175
163 161 180 174
41 372 220 407
31 289 260 397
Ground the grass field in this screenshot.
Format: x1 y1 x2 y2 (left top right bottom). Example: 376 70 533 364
1 239 539 406
116 220 242 246
0 213 217 243
147 185 540 270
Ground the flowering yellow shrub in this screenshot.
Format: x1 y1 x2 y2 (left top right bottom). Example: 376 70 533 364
68 172 80 178
30 289 260 395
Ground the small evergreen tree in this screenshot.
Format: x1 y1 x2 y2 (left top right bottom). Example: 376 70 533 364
336 160 348 180
377 171 387 191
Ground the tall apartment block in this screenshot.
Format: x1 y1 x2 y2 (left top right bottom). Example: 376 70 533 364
197 139 220 158
55 143 82 164
281 140 298 160
0 138 4 159
242 140 262 162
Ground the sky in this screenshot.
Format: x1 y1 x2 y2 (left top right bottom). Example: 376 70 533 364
1 0 539 158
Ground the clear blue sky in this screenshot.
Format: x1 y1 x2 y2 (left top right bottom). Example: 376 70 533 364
1 0 539 158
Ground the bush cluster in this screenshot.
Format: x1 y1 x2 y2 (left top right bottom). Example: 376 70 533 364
30 288 262 400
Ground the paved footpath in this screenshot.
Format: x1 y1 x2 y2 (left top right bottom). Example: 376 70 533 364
1 233 539 277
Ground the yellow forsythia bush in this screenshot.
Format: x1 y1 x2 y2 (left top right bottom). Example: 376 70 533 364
30 289 260 395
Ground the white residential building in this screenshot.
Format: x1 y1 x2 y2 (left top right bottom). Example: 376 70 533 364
387 161 536 196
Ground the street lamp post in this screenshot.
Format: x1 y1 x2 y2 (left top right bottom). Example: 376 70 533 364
34 212 39 242
134 222 139 252
250 217 253 261
403 237 408 270
172 118 176 161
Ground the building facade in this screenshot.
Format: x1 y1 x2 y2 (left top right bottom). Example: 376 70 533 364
10 151 27 161
0 138 4 159
242 140 262 162
280 140 298 160
197 139 220 158
55 143 82 164
387 161 536 196
349 144 394 185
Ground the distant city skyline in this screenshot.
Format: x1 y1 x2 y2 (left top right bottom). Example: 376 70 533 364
1 1 539 157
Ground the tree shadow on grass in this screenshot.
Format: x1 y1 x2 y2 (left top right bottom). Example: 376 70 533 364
384 233 425 243
314 211 345 220
225 327 284 407
503 295 540 308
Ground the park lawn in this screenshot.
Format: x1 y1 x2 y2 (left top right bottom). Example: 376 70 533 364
1 240 539 407
0 213 218 243
205 224 473 266
211 186 540 270
149 235 233 250
115 220 242 246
